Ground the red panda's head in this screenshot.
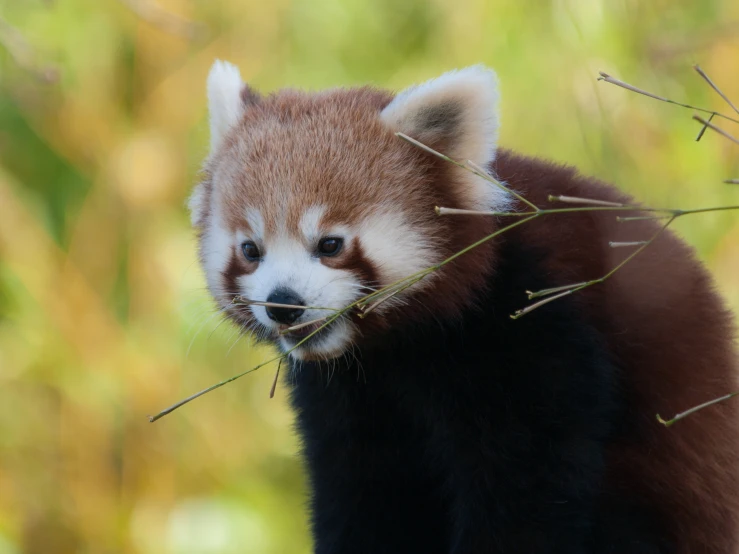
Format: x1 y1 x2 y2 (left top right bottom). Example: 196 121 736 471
191 61 505 361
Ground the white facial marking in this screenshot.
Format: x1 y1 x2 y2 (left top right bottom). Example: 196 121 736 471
359 211 437 285
187 184 207 227
244 207 265 241
238 231 360 361
202 203 233 299
207 60 245 154
299 205 326 243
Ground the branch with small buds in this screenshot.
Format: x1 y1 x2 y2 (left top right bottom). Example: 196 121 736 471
150 66 739 424
598 66 739 181
600 64 739 426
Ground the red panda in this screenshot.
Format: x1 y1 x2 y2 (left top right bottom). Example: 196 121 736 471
190 60 739 554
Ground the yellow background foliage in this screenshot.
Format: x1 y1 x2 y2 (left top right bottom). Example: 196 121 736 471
0 1 738 552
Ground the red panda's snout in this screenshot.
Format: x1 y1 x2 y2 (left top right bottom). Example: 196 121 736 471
202 203 443 361
264 289 305 325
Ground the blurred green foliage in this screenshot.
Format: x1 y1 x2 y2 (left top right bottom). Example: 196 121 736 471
0 0 738 553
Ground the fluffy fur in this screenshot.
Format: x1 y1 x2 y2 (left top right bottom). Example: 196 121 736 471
192 62 739 553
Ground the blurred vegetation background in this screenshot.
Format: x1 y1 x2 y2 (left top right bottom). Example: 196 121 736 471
0 0 738 552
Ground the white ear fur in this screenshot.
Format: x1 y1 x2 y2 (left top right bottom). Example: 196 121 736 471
381 66 505 210
207 60 245 153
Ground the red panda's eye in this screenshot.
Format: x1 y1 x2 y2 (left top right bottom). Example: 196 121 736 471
317 237 343 257
241 241 261 261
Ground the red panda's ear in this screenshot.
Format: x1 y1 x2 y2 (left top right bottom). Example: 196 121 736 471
206 60 260 154
380 66 504 210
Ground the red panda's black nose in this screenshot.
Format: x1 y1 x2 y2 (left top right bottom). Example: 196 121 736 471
265 289 305 325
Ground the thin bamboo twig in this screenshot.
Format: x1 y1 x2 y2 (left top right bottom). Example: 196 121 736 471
395 132 540 211
279 317 329 335
695 112 715 142
693 115 739 146
236 298 339 312
519 216 677 316
358 275 429 317
527 282 589 300
657 392 739 427
609 241 649 247
598 71 739 126
148 364 264 422
149 214 542 421
465 159 540 212
437 205 672 218
436 207 515 217
270 359 282 399
693 65 739 115
617 215 674 222
511 290 574 319
149 310 347 421
151 134 739 422
548 195 625 207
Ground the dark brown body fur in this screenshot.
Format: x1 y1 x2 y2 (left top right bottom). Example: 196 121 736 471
492 151 739 553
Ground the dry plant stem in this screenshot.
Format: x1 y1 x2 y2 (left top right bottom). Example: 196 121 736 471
695 113 715 142
618 215 674 222
395 132 540 211
357 215 539 315
513 290 575 318
693 65 739 115
149 215 541 421
438 205 674 218
725 179 739 184
529 202 739 306
657 392 739 427
149 310 348 422
527 282 589 300
236 298 339 312
548 195 624 207
598 72 739 126
152 136 739 422
513 216 677 318
396 137 739 318
270 359 282 399
153 203 739 421
279 317 329 335
149 364 264 422
437 207 513 216
465 159 540 211
359 285 410 316
609 241 648 247
358 275 428 317
693 115 739 146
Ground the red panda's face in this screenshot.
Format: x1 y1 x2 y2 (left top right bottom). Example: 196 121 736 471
191 62 504 361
